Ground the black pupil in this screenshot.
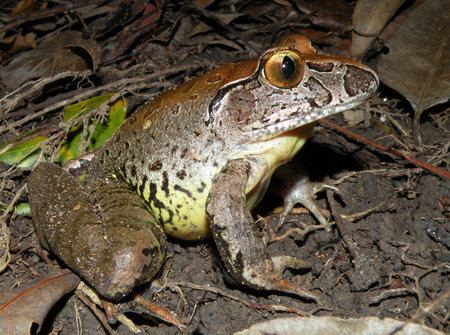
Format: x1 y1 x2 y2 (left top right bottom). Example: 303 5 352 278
281 56 296 80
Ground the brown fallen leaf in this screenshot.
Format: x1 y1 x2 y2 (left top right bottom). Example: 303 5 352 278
293 0 353 33
377 0 450 141
87 0 147 39
0 270 80 335
351 0 406 58
191 0 216 8
0 30 101 89
101 3 160 63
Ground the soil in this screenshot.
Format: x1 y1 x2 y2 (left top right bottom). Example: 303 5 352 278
0 1 448 334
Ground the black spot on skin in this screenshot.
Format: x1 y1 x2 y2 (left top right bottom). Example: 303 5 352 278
307 98 319 108
193 130 201 137
197 181 206 193
130 165 137 177
139 175 148 196
125 141 130 149
182 215 188 221
149 161 162 171
306 62 334 72
104 149 110 156
142 248 151 256
174 184 192 198
162 171 169 197
149 183 166 209
213 162 218 167
180 148 188 159
171 145 178 155
176 170 186 180
165 208 174 224
234 251 245 273
176 204 182 209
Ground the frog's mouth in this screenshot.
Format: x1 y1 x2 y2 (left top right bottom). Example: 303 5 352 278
246 98 367 142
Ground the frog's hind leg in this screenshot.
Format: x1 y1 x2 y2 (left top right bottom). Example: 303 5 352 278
206 159 320 303
28 162 166 300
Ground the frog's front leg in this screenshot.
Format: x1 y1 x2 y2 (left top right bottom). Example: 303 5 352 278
206 159 319 303
28 163 166 300
276 164 340 227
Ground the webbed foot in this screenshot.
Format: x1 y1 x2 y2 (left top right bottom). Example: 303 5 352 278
276 164 342 228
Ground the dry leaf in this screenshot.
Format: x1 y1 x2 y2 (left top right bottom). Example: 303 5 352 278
0 30 100 89
343 109 365 126
234 316 445 335
293 0 353 33
0 270 80 335
10 0 36 16
10 32 37 52
102 3 160 63
351 0 406 58
191 0 216 8
377 0 450 140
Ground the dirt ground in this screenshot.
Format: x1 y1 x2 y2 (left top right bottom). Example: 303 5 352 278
0 1 449 334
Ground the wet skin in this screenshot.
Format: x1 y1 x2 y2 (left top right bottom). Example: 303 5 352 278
28 35 379 301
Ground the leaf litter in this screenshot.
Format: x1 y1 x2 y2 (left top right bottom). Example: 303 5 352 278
0 0 448 334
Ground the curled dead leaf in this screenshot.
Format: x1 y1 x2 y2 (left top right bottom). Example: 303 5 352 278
0 270 80 335
0 30 100 89
351 0 406 58
377 0 450 141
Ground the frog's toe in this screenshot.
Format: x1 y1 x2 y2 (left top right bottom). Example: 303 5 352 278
278 173 341 228
243 260 320 303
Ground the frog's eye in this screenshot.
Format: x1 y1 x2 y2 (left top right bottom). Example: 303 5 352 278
263 50 304 88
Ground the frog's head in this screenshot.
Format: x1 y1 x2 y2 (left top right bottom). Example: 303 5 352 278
208 35 379 141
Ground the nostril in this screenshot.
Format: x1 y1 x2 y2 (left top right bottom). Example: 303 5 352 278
344 65 378 97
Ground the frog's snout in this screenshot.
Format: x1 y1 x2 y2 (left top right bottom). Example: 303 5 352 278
343 64 379 99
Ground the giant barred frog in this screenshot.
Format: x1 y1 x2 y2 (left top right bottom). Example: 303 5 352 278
28 35 378 302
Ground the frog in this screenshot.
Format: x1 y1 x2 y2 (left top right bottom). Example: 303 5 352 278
28 34 378 303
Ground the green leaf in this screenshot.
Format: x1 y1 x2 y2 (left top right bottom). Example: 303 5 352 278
0 136 46 168
63 93 114 122
15 202 31 216
56 130 82 165
57 97 127 164
89 98 127 150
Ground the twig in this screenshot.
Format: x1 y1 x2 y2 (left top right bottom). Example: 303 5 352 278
319 118 450 179
267 221 336 243
134 295 186 330
403 288 450 329
326 189 359 260
0 1 106 35
0 183 27 273
168 281 312 317
0 64 199 135
0 70 93 114
75 290 117 334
